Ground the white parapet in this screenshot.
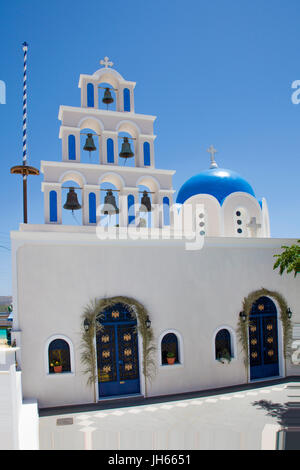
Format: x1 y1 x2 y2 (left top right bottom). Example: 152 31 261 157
0 345 39 450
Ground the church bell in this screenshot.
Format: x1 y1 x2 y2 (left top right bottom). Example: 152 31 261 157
119 137 134 159
102 190 119 215
139 191 152 212
83 133 97 153
102 88 114 105
63 188 82 212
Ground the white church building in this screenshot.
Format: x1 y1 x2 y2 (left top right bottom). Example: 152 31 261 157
10 58 299 409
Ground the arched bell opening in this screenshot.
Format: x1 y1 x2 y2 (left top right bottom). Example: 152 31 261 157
143 141 151 167
49 190 58 223
61 180 82 226
87 83 95 108
117 131 136 168
137 184 153 228
98 81 117 112
68 135 76 161
88 192 97 224
163 197 170 226
99 181 120 227
80 127 100 164
128 194 136 226
123 88 131 112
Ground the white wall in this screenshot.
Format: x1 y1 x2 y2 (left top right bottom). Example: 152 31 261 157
11 229 299 408
0 347 39 450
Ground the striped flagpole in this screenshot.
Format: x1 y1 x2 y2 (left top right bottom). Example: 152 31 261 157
22 42 28 168
10 42 39 223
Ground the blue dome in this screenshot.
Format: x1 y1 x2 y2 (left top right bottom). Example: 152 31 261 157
176 168 256 205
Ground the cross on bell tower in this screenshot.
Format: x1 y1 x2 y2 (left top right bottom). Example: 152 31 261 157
100 56 114 68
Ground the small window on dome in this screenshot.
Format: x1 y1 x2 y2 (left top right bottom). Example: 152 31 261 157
197 211 206 236
235 208 248 237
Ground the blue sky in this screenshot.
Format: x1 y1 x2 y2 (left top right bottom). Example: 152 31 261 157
0 0 299 294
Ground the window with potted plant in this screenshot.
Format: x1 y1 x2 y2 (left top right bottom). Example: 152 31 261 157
215 329 232 364
48 338 71 373
166 351 176 365
161 333 179 365
50 359 63 373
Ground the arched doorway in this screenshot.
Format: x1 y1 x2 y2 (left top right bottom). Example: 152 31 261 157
249 296 279 380
96 303 140 397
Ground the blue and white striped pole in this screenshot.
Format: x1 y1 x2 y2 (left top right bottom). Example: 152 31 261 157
22 42 28 167
10 42 39 223
22 42 28 222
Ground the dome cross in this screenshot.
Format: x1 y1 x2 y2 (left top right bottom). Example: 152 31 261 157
207 145 218 169
100 56 114 68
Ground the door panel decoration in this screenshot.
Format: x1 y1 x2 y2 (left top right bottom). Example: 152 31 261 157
96 303 140 397
81 296 155 402
237 288 291 383
249 296 279 380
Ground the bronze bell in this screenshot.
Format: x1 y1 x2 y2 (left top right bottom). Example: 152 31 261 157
119 137 134 159
102 190 119 215
102 87 114 105
83 133 97 153
139 191 152 212
63 187 81 212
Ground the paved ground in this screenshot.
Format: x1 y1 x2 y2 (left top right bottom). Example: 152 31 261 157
39 381 300 450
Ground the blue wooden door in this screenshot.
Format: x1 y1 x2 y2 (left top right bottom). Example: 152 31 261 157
249 296 279 380
97 304 140 398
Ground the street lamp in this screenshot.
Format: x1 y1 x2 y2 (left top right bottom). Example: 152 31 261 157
239 311 247 322
84 318 90 331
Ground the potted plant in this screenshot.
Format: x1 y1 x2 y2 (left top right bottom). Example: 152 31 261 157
166 351 176 365
217 348 232 365
51 359 63 373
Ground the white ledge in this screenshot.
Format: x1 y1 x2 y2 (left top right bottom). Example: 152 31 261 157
58 105 156 122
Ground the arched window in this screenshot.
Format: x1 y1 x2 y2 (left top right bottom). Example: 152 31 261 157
49 190 57 223
128 194 135 225
161 333 179 365
87 83 94 108
143 142 151 166
123 88 131 112
215 329 232 361
89 192 96 224
68 135 76 161
163 197 170 226
48 338 71 373
107 138 114 163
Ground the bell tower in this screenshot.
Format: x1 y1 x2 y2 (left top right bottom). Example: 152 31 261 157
41 57 175 229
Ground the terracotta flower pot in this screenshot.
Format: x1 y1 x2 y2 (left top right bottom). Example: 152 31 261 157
167 357 176 365
54 365 62 373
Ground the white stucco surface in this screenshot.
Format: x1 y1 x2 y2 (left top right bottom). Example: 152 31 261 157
11 228 299 408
